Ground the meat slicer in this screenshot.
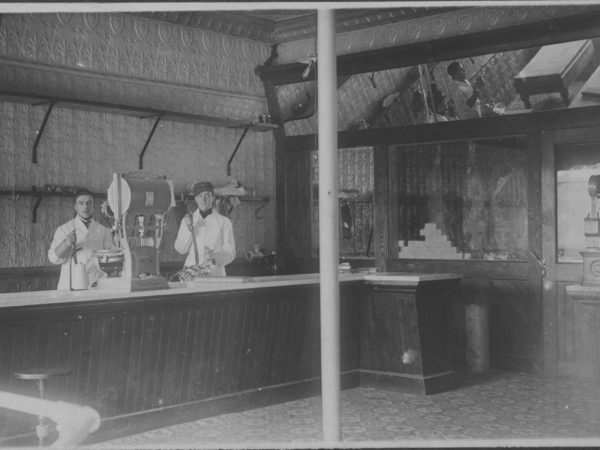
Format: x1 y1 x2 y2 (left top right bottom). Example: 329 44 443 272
97 172 175 291
582 175 600 285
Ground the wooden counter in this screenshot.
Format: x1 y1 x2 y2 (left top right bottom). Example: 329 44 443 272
0 272 460 445
565 284 600 380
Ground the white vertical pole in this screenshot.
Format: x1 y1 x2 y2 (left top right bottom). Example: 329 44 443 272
317 8 341 443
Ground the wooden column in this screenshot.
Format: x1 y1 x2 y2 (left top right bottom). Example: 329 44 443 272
317 8 341 443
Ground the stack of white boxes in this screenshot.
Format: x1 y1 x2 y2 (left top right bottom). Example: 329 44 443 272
398 222 470 260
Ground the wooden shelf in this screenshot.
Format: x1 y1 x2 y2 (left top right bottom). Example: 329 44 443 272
1 188 272 223
0 187 106 223
0 189 106 199
313 198 373 204
0 90 278 168
0 91 278 131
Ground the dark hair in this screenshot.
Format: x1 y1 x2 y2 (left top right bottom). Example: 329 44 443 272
74 189 94 200
447 61 461 76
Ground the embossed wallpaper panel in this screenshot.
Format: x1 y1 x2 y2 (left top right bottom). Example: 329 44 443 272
0 31 275 268
275 6 596 64
0 13 270 98
0 12 276 269
0 102 275 268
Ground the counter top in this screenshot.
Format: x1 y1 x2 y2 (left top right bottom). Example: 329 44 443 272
0 272 461 309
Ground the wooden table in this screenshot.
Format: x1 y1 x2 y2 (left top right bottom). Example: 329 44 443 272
514 39 594 108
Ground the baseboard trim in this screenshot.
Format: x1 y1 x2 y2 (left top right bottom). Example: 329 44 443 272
360 369 459 395
84 370 360 445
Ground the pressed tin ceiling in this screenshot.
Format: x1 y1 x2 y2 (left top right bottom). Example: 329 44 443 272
130 8 460 43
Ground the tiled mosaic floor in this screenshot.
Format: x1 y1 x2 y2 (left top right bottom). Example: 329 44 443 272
93 371 600 448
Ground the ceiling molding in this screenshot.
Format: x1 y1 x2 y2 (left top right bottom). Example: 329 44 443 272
259 7 600 85
272 8 459 42
130 11 276 41
130 8 459 43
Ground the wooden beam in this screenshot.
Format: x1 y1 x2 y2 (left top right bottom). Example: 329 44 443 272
260 9 600 85
283 105 600 151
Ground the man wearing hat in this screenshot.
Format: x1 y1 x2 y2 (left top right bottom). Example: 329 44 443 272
174 181 236 277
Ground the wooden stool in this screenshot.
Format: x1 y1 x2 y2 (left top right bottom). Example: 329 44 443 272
14 368 70 446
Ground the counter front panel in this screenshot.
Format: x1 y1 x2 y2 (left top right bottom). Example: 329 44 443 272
0 272 459 445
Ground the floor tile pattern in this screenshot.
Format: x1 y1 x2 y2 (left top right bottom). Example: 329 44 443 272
94 371 600 448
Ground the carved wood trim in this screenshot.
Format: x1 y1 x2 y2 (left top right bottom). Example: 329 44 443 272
263 79 290 272
283 105 600 152
541 129 558 373
373 145 389 272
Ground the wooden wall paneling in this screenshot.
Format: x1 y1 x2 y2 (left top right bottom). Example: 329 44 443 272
361 288 423 374
340 282 362 372
238 301 254 392
281 299 299 381
526 132 544 372
263 80 290 273
0 285 362 443
556 281 576 368
541 130 559 375
284 150 313 272
104 312 123 417
260 300 276 385
235 302 252 391
386 260 533 281
386 260 542 372
223 300 244 392
487 279 540 371
359 280 459 394
552 126 600 145
374 145 390 272
568 292 600 380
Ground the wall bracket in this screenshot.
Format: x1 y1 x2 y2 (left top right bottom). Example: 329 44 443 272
227 124 251 176
32 101 55 164
31 186 43 224
0 187 106 223
139 116 162 170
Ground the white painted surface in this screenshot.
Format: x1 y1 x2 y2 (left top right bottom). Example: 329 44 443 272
0 272 462 309
317 8 341 443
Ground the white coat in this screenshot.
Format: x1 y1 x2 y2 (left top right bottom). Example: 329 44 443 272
48 217 114 290
450 79 482 119
174 209 235 277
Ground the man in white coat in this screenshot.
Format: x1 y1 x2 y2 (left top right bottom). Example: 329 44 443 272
48 189 114 290
447 61 483 120
174 181 236 277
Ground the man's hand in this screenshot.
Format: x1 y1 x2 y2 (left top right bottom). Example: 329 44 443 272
66 229 76 245
182 215 193 232
467 88 480 108
472 76 484 89
213 250 229 266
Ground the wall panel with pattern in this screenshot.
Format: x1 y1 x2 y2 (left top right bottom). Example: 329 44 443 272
0 13 276 273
